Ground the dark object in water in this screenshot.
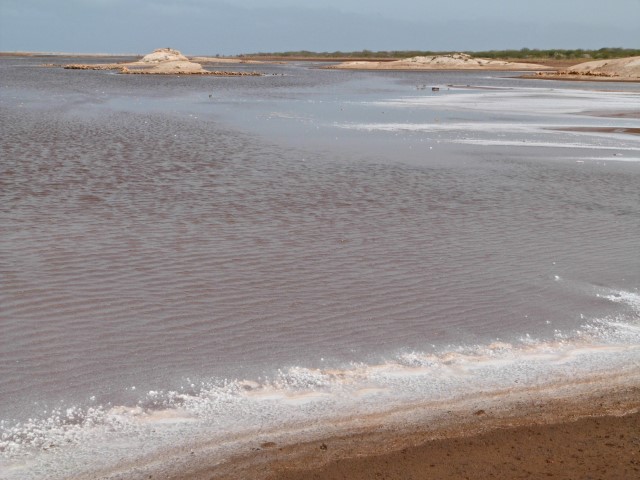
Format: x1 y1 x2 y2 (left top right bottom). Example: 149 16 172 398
432 87 440 92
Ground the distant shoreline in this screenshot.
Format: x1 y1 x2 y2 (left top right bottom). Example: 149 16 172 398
0 51 572 68
7 51 640 82
0 51 140 58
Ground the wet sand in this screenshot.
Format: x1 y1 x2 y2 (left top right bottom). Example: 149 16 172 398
274 411 640 480
164 384 639 480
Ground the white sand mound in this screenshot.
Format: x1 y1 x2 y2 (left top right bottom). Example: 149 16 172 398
329 53 547 71
123 48 206 74
564 56 640 79
136 48 208 73
63 48 262 75
122 60 206 74
140 48 188 63
401 53 545 69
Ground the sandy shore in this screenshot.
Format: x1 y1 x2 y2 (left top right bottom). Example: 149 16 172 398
525 56 640 82
324 54 640 82
274 411 640 480
326 53 551 71
18 49 640 80
150 378 640 480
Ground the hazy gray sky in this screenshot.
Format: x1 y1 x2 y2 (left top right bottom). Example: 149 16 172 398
1 0 638 54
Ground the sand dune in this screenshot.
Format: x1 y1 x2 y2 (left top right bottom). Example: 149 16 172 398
63 48 261 75
563 56 640 78
140 48 189 63
327 53 549 71
532 56 640 81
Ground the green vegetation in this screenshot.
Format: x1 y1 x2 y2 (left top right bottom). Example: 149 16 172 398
242 47 640 60
471 47 640 60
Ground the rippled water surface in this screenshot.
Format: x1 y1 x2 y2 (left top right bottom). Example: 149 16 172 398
1 58 639 479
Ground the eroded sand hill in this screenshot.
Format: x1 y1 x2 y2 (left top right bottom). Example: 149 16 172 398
530 56 640 81
561 56 640 78
63 48 261 76
328 53 549 71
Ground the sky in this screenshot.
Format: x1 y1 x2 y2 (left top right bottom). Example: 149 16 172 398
1 0 638 54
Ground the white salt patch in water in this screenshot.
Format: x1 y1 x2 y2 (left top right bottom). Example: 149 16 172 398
338 121 541 133
336 121 640 152
454 139 640 150
366 88 640 116
601 290 640 313
340 87 639 153
572 156 640 162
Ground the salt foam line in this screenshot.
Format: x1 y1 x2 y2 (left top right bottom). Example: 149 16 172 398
364 89 640 116
336 121 640 137
454 139 640 150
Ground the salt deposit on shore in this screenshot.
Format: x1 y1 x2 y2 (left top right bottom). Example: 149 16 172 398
327 53 549 71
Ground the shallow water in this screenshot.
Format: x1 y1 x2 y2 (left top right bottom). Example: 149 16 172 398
1 58 639 479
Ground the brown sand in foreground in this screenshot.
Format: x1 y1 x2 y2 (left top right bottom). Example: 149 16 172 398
159 383 639 480
274 411 640 480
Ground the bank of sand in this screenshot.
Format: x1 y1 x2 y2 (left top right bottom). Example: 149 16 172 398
528 56 640 82
273 411 640 480
326 53 551 71
145 377 639 480
327 54 640 83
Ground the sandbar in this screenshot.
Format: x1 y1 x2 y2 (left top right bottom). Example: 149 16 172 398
61 48 262 76
525 56 640 82
326 53 551 71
